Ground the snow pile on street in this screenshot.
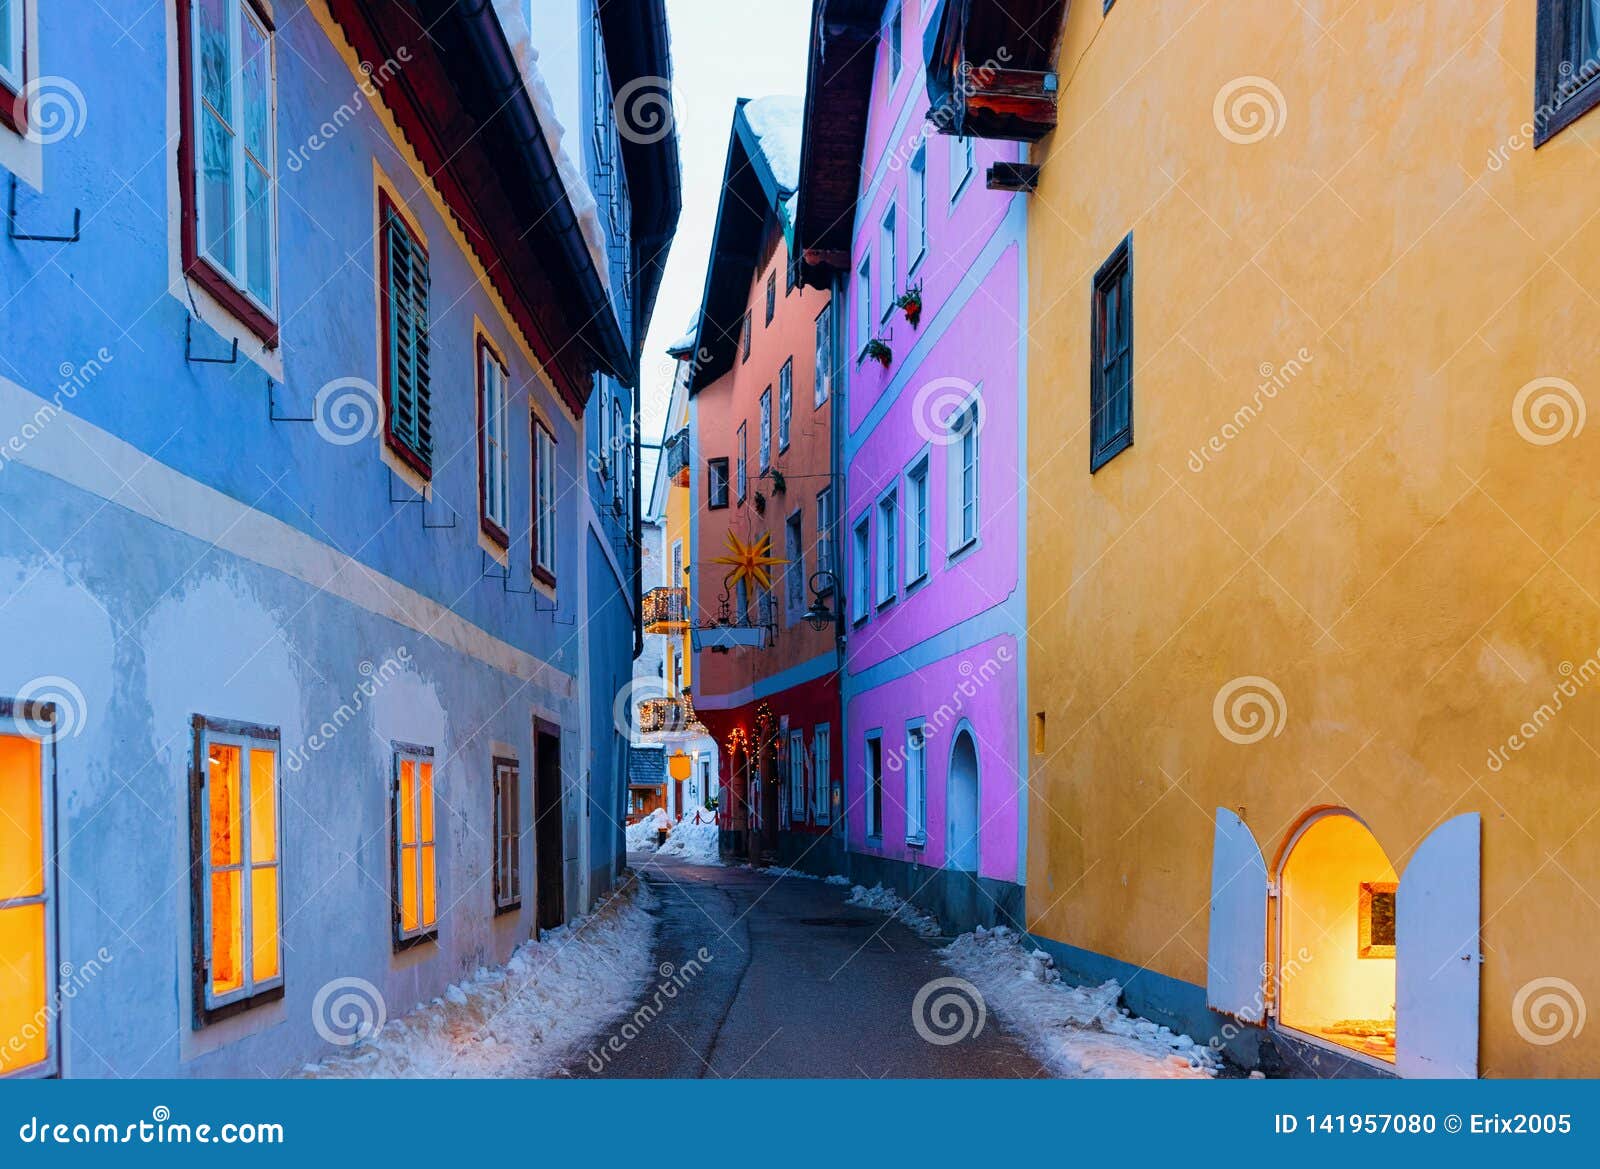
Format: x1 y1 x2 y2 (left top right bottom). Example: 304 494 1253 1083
626 808 671 852
941 926 1219 1079
306 879 657 1079
825 874 851 886
847 883 942 937
760 866 855 887
657 805 720 865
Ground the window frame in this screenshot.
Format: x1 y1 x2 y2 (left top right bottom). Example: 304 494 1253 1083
0 697 57 1078
0 0 28 134
904 721 927 845
864 730 883 840
879 202 897 323
876 487 898 607
856 256 872 356
950 133 975 203
740 310 752 362
785 508 805 620
759 387 772 471
477 335 511 548
788 729 806 819
812 723 832 825
887 3 903 82
908 142 928 272
176 0 281 346
188 713 285 1027
736 422 749 502
391 742 439 951
765 271 777 325
814 302 834 406
778 358 793 451
492 756 521 914
708 456 730 510
1535 0 1600 145
905 453 930 587
947 396 981 558
379 191 433 479
1090 233 1134 472
816 486 835 577
851 511 872 623
532 415 558 587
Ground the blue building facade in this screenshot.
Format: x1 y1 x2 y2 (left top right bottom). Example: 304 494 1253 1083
0 0 675 1078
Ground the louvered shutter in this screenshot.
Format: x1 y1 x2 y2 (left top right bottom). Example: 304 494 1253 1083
385 210 433 470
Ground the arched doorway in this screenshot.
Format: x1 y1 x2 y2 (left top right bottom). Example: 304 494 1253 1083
947 727 980 872
1276 810 1398 1064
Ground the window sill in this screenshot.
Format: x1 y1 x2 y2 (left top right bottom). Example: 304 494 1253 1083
185 252 280 349
946 536 980 566
0 78 25 136
708 500 729 511
384 429 433 482
1090 430 1133 473
875 594 897 612
494 899 522 918
906 836 926 849
196 982 285 1029
904 570 929 595
908 248 926 277
393 927 439 954
951 170 974 206
481 516 510 550
1535 79 1600 146
533 564 558 590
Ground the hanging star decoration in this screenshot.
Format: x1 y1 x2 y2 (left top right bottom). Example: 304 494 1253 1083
710 529 786 594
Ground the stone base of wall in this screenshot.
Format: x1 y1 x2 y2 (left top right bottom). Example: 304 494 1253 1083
785 847 1024 937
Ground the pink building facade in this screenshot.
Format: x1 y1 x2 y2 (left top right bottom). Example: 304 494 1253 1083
795 0 1030 929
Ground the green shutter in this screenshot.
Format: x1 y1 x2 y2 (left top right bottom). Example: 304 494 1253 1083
385 210 432 470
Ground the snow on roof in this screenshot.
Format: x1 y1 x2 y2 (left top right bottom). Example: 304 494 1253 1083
742 95 804 193
667 311 700 356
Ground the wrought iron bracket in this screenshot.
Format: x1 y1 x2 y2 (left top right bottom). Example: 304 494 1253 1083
481 550 532 594
185 314 238 365
267 378 313 423
387 467 456 529
8 175 81 243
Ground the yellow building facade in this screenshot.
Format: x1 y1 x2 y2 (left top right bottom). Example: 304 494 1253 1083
1025 0 1600 1077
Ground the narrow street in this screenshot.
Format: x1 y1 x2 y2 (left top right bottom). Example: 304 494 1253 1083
567 856 1046 1078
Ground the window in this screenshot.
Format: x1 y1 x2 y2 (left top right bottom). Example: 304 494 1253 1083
814 303 834 406
740 311 752 362
778 359 793 451
392 745 438 948
492 758 521 913
852 513 871 622
597 381 613 480
766 271 777 325
1090 234 1134 470
613 397 627 505
947 400 980 553
380 197 433 476
856 256 872 356
708 457 730 509
532 418 558 585
736 423 748 501
817 487 835 575
1536 1 1600 143
190 715 283 1023
879 203 897 321
865 732 883 838
737 577 751 624
181 0 278 339
785 510 805 618
877 490 898 605
887 4 903 81
950 134 974 201
478 340 510 545
812 724 832 825
671 539 684 585
759 388 772 471
0 0 24 119
908 143 927 269
904 724 927 844
1 701 55 1075
906 456 930 584
788 730 806 818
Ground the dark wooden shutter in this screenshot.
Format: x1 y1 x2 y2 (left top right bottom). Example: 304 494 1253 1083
1090 233 1134 471
385 209 433 473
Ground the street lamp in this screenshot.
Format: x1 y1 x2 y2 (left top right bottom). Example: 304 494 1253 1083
803 571 843 634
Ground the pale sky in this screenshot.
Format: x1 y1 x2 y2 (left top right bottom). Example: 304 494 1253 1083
639 0 814 482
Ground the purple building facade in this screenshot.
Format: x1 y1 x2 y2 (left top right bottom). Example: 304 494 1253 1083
795 0 1029 930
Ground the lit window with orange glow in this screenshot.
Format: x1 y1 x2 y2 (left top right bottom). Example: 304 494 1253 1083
191 717 283 1023
392 747 437 946
0 702 55 1078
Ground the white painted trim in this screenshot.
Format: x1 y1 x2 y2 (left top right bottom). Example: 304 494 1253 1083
0 374 575 694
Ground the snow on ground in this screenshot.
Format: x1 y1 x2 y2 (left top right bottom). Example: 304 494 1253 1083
656 806 721 866
306 879 657 1079
941 925 1219 1079
846 883 943 937
625 807 671 852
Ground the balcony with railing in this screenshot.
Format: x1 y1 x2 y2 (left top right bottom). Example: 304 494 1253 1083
638 693 705 735
666 426 690 487
642 586 690 634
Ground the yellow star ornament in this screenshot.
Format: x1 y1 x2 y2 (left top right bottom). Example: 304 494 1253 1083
709 530 787 594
